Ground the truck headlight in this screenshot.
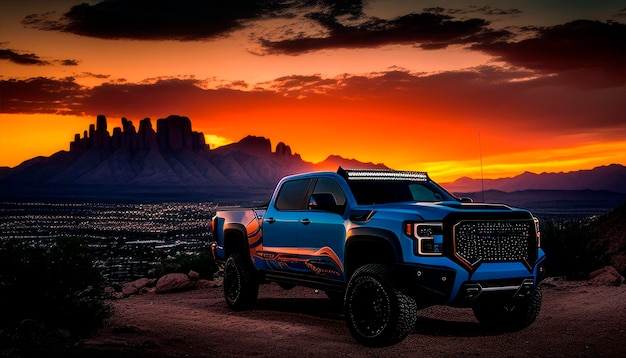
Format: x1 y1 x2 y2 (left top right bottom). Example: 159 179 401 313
405 222 443 256
534 216 541 248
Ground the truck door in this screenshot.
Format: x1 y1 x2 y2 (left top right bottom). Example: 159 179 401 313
298 177 348 281
258 178 312 272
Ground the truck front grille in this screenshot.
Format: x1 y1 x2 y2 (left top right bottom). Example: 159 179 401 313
453 220 534 269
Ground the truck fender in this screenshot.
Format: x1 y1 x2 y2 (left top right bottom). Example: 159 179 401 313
345 227 402 279
222 223 250 259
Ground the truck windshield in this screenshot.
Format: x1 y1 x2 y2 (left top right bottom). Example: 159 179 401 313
346 180 456 205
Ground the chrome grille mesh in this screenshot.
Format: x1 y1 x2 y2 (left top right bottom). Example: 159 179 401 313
453 220 532 267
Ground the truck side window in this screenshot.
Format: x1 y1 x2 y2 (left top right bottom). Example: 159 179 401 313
311 178 347 212
275 179 311 211
409 184 441 201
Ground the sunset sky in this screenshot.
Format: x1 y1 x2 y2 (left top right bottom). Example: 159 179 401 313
1 0 624 182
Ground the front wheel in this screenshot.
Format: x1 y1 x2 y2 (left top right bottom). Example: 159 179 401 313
223 253 258 311
344 264 417 347
472 285 542 331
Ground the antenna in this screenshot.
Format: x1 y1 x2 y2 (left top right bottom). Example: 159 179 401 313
478 132 485 203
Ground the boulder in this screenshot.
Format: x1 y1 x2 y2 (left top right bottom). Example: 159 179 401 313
122 277 155 296
155 273 194 293
206 276 223 288
589 266 625 286
196 279 217 289
188 270 200 281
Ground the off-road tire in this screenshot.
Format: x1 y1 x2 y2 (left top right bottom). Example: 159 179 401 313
472 285 542 332
344 264 417 347
223 253 258 311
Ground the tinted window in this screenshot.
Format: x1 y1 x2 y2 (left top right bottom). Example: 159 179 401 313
348 180 454 205
312 178 347 206
409 184 444 201
275 179 311 210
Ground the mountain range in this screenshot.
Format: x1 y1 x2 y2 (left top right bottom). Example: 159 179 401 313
0 115 388 203
1 114 624 212
441 164 626 194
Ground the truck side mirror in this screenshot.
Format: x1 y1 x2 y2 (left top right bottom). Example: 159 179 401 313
309 193 342 213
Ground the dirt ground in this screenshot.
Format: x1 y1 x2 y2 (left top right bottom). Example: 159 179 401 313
80 278 626 357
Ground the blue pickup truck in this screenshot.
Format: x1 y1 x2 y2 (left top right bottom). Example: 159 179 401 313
210 168 546 346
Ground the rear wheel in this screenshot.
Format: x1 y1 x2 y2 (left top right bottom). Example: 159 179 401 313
344 264 417 347
473 285 542 331
223 253 258 310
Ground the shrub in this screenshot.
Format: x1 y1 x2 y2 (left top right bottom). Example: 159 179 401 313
540 216 611 279
150 247 218 279
0 237 112 335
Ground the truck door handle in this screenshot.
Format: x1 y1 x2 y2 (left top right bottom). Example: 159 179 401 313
300 218 311 225
265 217 276 223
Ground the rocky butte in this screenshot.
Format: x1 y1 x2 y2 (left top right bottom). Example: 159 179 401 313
70 115 208 154
0 114 386 202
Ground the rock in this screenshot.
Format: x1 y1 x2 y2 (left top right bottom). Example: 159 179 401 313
188 270 200 281
202 278 223 288
111 127 122 151
238 135 272 156
192 132 207 153
97 114 107 132
155 273 194 293
92 114 111 147
196 279 216 288
122 277 153 296
137 117 158 150
121 117 137 151
157 115 193 152
276 142 292 156
589 266 625 286
104 286 125 299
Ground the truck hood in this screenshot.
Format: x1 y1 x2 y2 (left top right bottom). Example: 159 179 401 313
352 201 528 222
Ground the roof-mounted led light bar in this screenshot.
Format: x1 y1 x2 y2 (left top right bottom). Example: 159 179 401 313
338 167 429 182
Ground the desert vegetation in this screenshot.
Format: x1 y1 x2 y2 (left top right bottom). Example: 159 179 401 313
0 200 623 355
540 201 626 279
0 237 112 354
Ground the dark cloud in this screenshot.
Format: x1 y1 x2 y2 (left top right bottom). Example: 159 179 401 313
0 48 49 65
473 20 626 85
57 59 79 66
0 77 84 114
77 78 266 119
260 74 339 96
21 0 369 42
22 0 290 41
295 0 365 18
249 66 624 136
81 72 110 79
2 63 622 135
214 79 249 90
260 12 503 54
425 6 521 17
0 48 79 67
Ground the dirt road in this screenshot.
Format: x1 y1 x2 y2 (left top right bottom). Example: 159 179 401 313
81 279 626 357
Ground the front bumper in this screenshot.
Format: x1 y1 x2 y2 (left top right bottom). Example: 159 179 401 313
395 254 547 307
452 278 535 307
